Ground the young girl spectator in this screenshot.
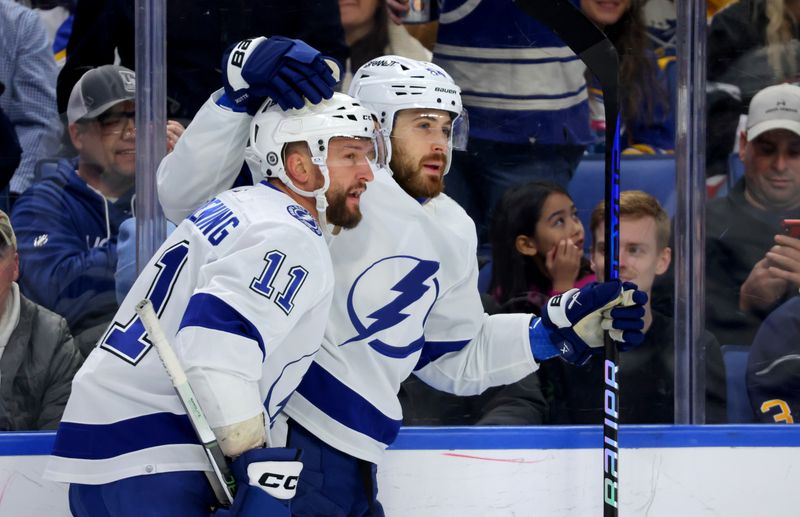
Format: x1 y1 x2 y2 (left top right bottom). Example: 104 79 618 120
582 0 675 154
489 181 595 314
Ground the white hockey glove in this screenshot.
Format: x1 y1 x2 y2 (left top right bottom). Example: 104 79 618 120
529 280 647 365
213 447 303 517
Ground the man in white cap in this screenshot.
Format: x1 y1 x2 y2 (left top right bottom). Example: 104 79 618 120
11 65 183 351
706 82 800 347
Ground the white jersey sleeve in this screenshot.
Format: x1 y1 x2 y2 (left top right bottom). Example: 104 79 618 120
157 90 252 223
413 195 538 396
176 195 333 430
45 183 334 484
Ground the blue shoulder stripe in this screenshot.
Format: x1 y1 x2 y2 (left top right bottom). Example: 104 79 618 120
52 412 197 460
180 292 265 361
295 362 402 446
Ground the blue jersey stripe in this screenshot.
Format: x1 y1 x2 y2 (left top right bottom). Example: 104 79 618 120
180 292 266 360
461 84 587 101
295 362 402 446
52 413 198 460
434 53 580 66
414 339 471 371
466 102 593 145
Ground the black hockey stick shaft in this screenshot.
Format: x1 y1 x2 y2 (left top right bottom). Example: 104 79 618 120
512 1 621 514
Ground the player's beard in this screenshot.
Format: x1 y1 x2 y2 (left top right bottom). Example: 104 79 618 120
325 182 366 229
390 146 447 199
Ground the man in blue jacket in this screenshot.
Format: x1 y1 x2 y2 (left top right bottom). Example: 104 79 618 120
11 65 182 351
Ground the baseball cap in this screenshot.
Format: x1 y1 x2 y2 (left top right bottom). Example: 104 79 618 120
0 210 16 251
746 83 800 141
67 65 136 124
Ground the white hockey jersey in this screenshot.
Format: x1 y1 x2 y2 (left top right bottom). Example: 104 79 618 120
45 181 334 484
157 94 538 465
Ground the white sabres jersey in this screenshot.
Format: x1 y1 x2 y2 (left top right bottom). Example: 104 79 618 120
157 95 538 466
45 182 334 484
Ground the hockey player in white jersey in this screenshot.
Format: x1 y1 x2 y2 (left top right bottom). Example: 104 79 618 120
157 38 647 516
45 90 382 516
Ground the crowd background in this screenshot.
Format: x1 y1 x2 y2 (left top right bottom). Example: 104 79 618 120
1 0 798 432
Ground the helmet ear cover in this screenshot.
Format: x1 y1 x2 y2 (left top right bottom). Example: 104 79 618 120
347 56 468 174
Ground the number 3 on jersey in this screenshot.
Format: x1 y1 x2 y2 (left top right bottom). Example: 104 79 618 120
250 249 308 315
100 241 190 365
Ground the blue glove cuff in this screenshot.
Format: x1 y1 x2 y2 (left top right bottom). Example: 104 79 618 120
216 92 249 113
529 317 561 362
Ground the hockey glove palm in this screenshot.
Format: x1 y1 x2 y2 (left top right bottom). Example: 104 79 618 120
213 447 303 517
222 36 341 114
529 280 647 366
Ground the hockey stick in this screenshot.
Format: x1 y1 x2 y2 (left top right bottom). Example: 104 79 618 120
511 1 622 515
135 299 237 507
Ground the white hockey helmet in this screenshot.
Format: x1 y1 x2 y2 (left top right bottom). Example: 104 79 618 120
348 55 468 175
244 93 381 226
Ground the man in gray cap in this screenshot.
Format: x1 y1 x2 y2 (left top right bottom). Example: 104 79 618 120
10 65 183 352
706 83 800 347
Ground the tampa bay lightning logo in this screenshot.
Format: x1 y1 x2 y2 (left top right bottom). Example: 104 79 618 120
341 255 440 358
287 205 322 236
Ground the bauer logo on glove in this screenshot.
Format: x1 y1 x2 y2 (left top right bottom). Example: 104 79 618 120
221 36 342 114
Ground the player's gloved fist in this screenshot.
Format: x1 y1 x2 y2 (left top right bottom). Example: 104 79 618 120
221 36 341 114
529 280 647 365
213 447 303 517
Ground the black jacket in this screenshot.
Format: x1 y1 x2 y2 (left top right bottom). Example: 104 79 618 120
57 0 349 121
0 87 21 190
706 179 800 346
538 310 727 424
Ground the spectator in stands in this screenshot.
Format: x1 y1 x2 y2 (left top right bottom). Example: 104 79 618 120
488 181 595 314
643 0 676 61
746 296 800 423
539 191 726 424
11 65 183 354
706 83 800 347
582 0 675 155
0 0 61 197
433 0 592 250
57 0 348 122
339 0 431 91
706 0 800 177
0 210 83 431
408 181 596 427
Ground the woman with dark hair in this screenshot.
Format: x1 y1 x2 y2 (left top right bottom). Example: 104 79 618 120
582 0 675 154
489 181 595 315
339 0 431 91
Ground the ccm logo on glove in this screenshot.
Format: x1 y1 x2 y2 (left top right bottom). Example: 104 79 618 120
248 460 303 500
258 472 298 490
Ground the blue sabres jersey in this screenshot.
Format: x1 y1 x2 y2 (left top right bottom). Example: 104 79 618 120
45 182 334 484
433 0 592 145
747 297 800 425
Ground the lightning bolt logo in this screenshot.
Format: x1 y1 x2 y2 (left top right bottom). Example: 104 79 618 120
343 256 440 357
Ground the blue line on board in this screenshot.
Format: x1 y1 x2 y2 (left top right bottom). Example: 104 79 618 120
1 426 799 456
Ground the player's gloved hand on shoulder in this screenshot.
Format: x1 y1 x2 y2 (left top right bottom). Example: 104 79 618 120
220 36 341 114
529 280 647 366
213 447 303 517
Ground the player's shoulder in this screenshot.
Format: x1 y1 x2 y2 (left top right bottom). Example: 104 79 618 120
220 183 325 239
425 192 477 235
